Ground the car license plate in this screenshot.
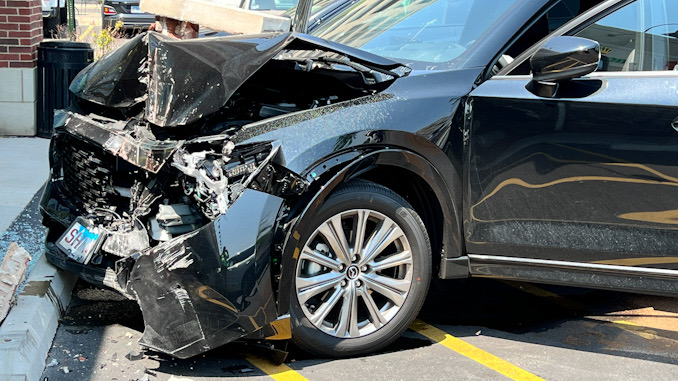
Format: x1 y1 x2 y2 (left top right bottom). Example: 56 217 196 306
56 218 103 264
131 5 142 13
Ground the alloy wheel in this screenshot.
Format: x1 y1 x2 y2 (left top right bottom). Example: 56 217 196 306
295 209 413 338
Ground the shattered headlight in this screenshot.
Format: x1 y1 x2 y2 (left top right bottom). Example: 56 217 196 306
172 138 307 220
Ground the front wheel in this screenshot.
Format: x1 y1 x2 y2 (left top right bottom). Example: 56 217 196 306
290 180 431 357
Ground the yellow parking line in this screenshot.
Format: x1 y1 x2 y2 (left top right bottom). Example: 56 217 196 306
612 320 658 339
77 24 95 41
410 319 544 381
246 356 309 381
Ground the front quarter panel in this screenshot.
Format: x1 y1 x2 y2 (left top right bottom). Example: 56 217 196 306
236 69 482 291
128 189 283 359
231 69 484 312
233 68 483 174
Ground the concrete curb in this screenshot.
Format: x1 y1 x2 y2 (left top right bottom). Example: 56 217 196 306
0 254 77 381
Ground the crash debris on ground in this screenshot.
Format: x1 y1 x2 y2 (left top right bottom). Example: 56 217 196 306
0 242 31 323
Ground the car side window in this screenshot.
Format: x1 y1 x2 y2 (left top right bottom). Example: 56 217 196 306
574 0 678 71
497 0 600 75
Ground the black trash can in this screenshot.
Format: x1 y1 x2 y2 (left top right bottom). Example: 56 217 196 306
37 41 93 138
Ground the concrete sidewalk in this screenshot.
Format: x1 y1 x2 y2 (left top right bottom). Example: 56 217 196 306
0 136 51 278
0 136 78 381
0 137 50 234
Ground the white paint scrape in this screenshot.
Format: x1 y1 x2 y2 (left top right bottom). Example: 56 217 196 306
0 242 31 323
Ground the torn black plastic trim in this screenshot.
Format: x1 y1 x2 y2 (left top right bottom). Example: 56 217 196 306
69 32 149 109
49 111 308 224
54 110 181 174
128 189 284 358
284 33 410 72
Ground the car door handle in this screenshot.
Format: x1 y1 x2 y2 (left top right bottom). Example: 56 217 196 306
673 117 678 133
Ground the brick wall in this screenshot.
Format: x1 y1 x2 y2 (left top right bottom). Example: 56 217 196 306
0 0 43 69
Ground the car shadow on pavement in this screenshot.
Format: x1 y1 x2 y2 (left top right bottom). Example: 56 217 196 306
145 327 434 378
48 277 678 380
418 278 678 366
54 279 434 379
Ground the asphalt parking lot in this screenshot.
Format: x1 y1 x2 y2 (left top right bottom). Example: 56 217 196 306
40 276 678 380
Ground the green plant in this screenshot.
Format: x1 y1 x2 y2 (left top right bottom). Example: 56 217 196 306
92 20 123 59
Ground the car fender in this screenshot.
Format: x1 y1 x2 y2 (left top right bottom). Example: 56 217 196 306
127 189 284 358
276 146 464 316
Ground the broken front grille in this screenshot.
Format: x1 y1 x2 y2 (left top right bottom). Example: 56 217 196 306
52 132 117 213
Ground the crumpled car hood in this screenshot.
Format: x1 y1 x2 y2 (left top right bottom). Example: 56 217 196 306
69 31 408 127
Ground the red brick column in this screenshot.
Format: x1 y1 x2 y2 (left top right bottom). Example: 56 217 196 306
0 0 43 69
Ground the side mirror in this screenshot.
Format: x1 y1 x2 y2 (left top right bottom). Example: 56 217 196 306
530 36 601 83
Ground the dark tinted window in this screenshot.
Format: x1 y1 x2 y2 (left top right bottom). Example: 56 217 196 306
547 0 600 30
504 0 604 75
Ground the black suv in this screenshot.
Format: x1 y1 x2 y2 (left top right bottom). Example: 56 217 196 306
42 0 678 359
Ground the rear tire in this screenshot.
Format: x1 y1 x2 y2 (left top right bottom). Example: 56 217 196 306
290 179 431 357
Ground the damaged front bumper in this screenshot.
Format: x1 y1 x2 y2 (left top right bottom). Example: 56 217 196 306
46 189 283 358
129 188 282 358
40 28 407 358
40 111 306 358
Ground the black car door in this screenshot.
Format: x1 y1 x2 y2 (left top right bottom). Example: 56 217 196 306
465 0 678 271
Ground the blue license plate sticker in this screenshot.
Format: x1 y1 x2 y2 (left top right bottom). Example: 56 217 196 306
56 219 102 264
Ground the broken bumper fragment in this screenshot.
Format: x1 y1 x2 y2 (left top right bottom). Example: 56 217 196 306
44 189 283 359
40 111 306 357
130 189 283 358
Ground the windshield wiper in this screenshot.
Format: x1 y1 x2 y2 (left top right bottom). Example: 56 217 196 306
317 55 411 82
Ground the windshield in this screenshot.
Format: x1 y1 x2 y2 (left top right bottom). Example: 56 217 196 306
310 0 520 70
